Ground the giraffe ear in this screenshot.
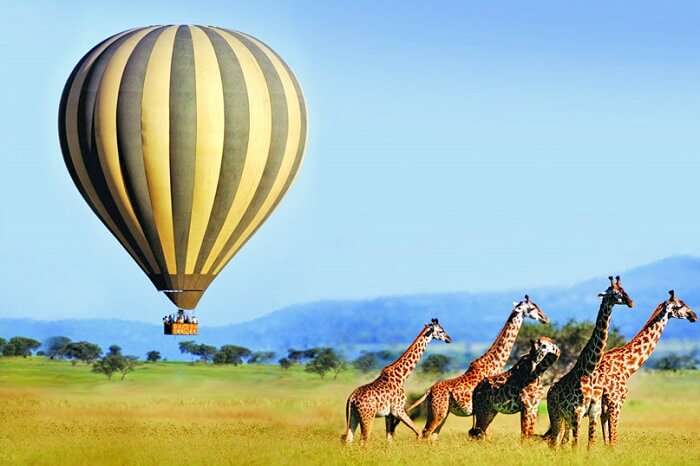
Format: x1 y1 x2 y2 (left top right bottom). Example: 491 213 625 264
513 301 519 307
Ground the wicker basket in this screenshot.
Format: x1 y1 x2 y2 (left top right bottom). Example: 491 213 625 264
164 323 198 335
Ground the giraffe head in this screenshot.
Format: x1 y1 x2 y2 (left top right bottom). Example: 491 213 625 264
513 294 549 324
516 336 560 374
598 275 634 308
663 290 697 322
530 336 561 365
426 318 452 343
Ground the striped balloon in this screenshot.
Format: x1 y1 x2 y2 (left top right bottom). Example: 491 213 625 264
58 25 307 310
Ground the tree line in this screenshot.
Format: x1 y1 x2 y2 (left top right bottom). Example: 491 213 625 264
0 322 698 379
177 340 275 365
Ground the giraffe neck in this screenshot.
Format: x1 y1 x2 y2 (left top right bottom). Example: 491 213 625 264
506 352 537 381
383 327 430 384
533 352 559 379
507 352 557 388
619 304 669 373
571 299 615 377
475 311 524 370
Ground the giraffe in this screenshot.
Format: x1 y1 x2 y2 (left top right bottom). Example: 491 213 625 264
342 318 452 444
586 290 696 447
545 276 634 448
407 295 550 440
469 336 560 440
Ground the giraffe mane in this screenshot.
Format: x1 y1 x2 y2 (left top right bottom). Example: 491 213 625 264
640 301 667 328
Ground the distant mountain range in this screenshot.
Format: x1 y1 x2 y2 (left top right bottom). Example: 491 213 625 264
2 256 699 360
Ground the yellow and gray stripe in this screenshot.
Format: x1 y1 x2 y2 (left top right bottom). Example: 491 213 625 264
59 25 307 310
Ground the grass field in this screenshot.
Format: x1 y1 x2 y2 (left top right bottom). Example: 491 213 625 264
0 358 699 465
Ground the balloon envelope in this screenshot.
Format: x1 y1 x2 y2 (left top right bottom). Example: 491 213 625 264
58 25 307 309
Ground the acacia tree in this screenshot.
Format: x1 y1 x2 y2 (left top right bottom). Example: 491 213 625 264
191 344 217 363
278 358 292 370
652 352 698 371
305 348 346 379
92 355 120 380
146 351 161 363
287 348 319 365
44 336 72 360
7 337 41 357
64 341 102 365
119 356 139 380
353 353 378 373
420 354 452 374
178 341 197 362
2 342 16 357
92 346 139 380
213 345 251 365
248 351 275 364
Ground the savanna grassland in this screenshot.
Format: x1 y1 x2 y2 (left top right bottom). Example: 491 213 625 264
0 358 698 466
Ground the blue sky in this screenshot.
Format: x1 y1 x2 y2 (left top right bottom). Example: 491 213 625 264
2 1 700 324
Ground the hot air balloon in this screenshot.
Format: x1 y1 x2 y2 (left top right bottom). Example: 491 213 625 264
58 25 307 334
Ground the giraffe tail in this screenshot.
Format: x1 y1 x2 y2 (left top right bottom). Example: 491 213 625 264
341 392 354 443
406 390 429 414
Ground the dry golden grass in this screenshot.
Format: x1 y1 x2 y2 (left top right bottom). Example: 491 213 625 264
0 358 699 465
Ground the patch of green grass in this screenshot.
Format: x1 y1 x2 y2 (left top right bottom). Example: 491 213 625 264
0 358 699 465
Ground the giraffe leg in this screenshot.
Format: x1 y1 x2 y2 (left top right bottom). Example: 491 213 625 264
546 407 563 448
587 399 602 449
421 391 449 440
358 409 375 445
469 408 496 439
394 408 421 438
600 401 609 445
390 415 401 434
608 405 621 446
571 408 584 448
560 427 570 445
600 413 609 445
385 415 401 441
570 421 579 447
587 415 597 449
547 420 559 447
520 407 538 439
433 416 448 437
600 393 611 445
385 415 395 441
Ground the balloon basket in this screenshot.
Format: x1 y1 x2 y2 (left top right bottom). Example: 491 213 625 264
164 323 198 336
